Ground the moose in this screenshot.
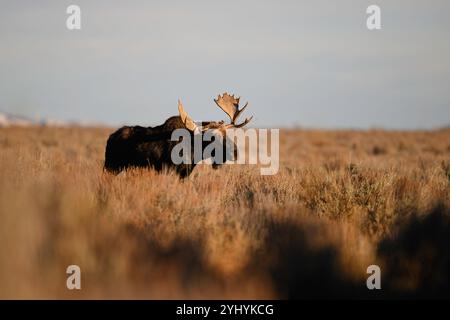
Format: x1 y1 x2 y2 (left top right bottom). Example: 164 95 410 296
104 93 253 178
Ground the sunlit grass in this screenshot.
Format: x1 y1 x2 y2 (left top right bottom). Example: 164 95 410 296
0 126 449 298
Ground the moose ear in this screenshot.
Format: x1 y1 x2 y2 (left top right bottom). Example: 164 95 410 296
178 99 197 132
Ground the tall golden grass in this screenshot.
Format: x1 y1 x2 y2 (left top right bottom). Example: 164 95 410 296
0 126 449 299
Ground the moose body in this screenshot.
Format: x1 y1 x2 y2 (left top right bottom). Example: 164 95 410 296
104 116 198 177
104 93 253 178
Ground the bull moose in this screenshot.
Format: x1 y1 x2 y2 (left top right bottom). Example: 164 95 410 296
104 93 253 178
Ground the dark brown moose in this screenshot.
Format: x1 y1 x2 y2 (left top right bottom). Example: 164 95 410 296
104 93 253 178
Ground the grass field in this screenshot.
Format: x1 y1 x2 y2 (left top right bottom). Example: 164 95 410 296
0 126 449 299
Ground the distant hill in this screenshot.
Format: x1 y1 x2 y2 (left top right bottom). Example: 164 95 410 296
0 112 67 127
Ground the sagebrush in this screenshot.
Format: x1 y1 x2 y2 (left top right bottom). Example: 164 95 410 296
0 126 449 298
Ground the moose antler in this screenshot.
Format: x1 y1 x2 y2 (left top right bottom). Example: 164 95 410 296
178 93 253 132
214 92 253 128
178 99 198 132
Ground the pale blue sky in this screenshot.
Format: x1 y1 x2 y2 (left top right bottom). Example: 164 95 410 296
0 0 449 128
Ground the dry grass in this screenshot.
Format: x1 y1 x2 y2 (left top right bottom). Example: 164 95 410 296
0 126 449 299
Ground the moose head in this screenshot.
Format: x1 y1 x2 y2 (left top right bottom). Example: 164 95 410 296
177 92 253 169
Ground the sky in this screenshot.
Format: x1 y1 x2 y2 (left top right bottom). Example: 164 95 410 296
0 0 449 129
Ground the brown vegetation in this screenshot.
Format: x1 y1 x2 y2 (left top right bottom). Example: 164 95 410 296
0 126 449 299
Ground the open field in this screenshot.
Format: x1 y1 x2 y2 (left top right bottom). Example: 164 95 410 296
0 126 449 299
